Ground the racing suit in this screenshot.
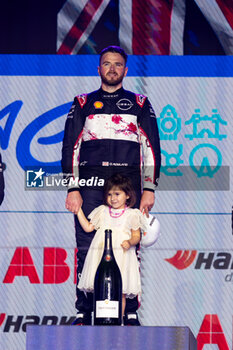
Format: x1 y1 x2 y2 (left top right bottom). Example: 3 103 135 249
62 87 161 315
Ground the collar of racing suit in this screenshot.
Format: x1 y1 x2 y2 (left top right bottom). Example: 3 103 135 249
99 87 124 99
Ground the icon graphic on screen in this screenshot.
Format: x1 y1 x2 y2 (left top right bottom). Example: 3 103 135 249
189 144 222 178
157 104 181 140
185 108 227 140
161 144 184 176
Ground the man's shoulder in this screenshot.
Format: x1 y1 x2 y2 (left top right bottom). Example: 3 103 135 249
75 89 99 98
74 89 99 108
123 89 148 107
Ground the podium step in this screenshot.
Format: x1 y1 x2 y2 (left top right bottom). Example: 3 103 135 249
26 325 197 350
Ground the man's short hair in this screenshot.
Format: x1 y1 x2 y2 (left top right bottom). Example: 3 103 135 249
99 46 128 65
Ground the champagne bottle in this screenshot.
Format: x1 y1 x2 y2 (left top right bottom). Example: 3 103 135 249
94 229 122 325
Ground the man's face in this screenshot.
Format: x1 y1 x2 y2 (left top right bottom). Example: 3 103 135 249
98 52 128 87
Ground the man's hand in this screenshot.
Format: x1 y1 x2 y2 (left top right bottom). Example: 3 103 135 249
65 191 83 214
139 190 155 217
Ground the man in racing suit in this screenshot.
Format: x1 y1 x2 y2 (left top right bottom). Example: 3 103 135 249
62 46 161 325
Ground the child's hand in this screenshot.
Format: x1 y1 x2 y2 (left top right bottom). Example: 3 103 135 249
121 240 131 250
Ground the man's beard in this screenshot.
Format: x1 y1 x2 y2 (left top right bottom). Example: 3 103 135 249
100 71 124 86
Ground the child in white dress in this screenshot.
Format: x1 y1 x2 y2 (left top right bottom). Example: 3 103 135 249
77 174 147 318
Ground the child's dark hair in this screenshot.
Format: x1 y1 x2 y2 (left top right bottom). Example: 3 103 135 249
99 46 128 65
103 173 136 208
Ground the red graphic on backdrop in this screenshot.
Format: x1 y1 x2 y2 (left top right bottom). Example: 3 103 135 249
3 247 75 284
0 313 6 327
197 314 230 350
165 250 197 270
3 247 40 283
43 248 70 284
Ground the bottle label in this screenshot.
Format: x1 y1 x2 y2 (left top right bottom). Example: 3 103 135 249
96 300 119 318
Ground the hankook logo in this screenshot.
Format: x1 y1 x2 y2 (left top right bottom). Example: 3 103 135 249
116 99 133 110
165 250 233 272
165 250 197 270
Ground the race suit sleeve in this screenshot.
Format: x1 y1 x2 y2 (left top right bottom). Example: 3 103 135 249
138 97 161 191
61 96 86 191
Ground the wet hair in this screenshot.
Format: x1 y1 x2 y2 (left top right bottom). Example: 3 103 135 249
99 46 128 65
103 173 136 208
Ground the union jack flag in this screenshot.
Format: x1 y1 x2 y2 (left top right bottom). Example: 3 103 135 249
57 0 233 55
0 0 232 55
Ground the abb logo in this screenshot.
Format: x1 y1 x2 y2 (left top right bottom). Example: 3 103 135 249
3 247 78 284
165 250 233 271
197 314 230 350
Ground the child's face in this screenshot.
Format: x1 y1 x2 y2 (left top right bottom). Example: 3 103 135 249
107 187 129 209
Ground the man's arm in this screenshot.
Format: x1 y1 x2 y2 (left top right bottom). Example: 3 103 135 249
61 98 84 188
61 97 86 212
139 190 155 217
138 97 161 214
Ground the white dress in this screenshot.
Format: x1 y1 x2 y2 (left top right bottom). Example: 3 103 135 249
78 205 147 299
